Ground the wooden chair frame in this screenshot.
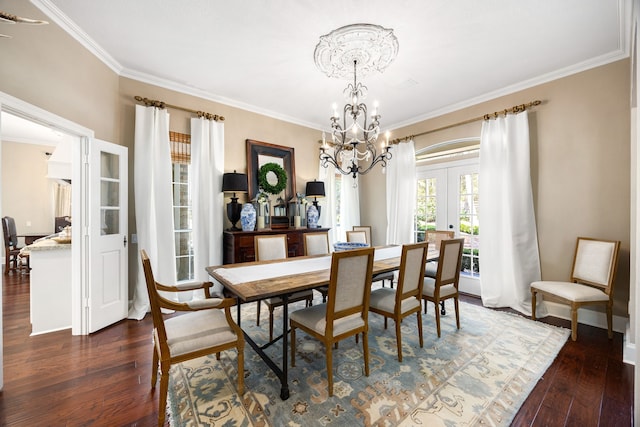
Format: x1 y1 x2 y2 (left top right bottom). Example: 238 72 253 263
369 242 429 361
352 225 372 245
254 234 313 341
422 238 465 337
290 247 374 396
3 216 28 275
531 237 621 341
141 250 244 427
303 232 331 302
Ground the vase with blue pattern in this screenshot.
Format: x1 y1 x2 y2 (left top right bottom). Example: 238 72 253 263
240 203 256 231
307 205 319 228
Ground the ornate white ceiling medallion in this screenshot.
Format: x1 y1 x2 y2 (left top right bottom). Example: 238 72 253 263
314 23 399 80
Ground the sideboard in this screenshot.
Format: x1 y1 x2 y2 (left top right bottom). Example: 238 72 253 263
223 228 331 264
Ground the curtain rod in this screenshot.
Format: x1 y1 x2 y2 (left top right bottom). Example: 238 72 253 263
134 96 225 122
390 99 542 144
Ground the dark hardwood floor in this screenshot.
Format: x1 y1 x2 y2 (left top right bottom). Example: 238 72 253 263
0 272 633 426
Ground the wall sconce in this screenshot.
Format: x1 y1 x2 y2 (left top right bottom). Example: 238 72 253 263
305 180 325 220
222 171 248 231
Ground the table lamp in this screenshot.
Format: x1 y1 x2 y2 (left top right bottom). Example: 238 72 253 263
222 171 248 231
305 180 325 220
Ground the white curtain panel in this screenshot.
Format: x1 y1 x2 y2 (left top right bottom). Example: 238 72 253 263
128 105 177 320
479 111 544 316
340 172 361 241
190 117 225 296
386 139 416 245
318 162 339 246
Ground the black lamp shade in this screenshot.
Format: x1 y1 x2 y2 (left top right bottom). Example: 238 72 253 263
222 171 248 193
305 181 325 198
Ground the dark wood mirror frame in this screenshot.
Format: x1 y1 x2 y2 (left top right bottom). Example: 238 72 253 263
246 139 296 201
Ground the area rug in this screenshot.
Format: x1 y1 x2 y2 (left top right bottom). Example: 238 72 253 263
167 299 570 426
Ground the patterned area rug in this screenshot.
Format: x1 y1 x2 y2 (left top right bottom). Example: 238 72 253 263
167 297 569 426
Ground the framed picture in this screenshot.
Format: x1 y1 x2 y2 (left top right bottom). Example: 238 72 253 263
246 139 296 201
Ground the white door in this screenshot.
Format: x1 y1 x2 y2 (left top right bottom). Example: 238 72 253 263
416 159 480 295
87 139 128 333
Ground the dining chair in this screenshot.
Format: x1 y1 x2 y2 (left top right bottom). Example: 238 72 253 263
350 225 395 288
140 250 244 427
346 230 368 244
254 234 314 341
531 237 620 341
290 247 375 396
424 230 455 278
2 216 28 274
303 232 331 302
369 242 429 361
352 225 372 245
422 238 465 337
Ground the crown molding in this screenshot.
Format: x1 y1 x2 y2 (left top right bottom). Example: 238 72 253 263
31 0 123 75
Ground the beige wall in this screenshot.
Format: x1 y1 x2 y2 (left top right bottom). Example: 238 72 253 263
1 141 56 247
0 0 632 320
362 59 631 317
118 78 322 289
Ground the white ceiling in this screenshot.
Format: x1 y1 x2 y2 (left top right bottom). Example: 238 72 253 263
22 0 633 132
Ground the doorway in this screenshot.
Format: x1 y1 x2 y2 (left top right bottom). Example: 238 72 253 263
416 158 480 295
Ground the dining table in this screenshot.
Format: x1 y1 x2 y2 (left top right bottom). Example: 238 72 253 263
206 244 439 400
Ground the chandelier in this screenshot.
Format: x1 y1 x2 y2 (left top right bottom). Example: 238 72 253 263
314 23 399 179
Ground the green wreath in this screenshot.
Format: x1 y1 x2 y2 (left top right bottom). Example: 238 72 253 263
258 162 287 195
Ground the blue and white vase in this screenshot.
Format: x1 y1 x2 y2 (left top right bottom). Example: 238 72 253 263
307 204 319 228
240 203 256 231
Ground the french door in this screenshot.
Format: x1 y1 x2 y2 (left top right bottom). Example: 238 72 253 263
415 159 480 295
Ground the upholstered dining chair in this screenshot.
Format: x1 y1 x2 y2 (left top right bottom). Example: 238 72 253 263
350 225 395 288
531 237 621 341
369 242 429 361
346 230 368 245
140 250 244 427
290 247 375 396
254 234 314 341
303 232 331 302
352 225 372 245
422 238 465 337
2 216 28 274
424 230 455 278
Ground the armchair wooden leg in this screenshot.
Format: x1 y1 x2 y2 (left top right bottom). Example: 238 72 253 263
531 290 537 320
363 332 370 377
570 305 578 341
151 348 159 388
158 363 170 427
417 311 424 348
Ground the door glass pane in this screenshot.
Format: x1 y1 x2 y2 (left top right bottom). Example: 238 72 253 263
459 172 479 277
100 151 120 235
101 152 119 179
414 177 438 243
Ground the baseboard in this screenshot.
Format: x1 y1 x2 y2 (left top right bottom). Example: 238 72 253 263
624 321 636 365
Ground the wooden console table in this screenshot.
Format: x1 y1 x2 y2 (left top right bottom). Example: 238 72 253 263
223 228 330 264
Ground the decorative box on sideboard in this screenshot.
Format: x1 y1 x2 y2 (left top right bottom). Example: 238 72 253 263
223 228 331 264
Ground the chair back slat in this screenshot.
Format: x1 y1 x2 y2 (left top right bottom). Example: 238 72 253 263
571 238 620 292
255 235 288 261
397 242 429 297
327 247 374 320
304 232 330 256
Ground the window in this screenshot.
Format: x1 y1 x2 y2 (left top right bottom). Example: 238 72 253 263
170 132 193 282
